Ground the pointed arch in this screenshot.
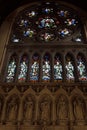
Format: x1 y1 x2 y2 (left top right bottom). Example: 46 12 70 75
23 94 35 122
42 52 51 82
54 53 63 81
56 94 69 120
65 53 75 82
30 53 40 82
18 53 28 82
72 95 86 120
6 94 20 121
77 53 87 81
6 53 17 82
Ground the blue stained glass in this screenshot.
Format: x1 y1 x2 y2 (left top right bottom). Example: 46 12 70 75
58 28 71 37
42 54 51 81
58 10 68 17
37 17 57 29
6 55 17 82
65 19 78 26
18 19 29 27
77 55 87 81
42 8 53 14
23 28 35 37
54 55 62 80
30 54 39 81
65 57 75 81
18 55 28 82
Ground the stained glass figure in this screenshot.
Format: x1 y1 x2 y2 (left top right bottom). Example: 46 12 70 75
18 55 28 82
42 53 51 81
72 33 82 42
30 53 39 81
23 28 36 37
58 10 69 17
42 8 53 14
39 32 55 42
26 11 36 17
6 54 17 82
77 54 87 81
54 54 63 81
18 19 29 27
37 17 58 29
65 19 78 26
12 35 20 43
58 28 72 38
65 56 75 81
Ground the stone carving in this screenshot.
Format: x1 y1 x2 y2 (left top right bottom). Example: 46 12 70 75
57 95 68 120
0 98 2 119
7 97 18 121
40 97 50 123
73 97 85 120
24 96 34 121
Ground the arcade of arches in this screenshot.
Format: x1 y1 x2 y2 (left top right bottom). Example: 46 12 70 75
0 1 87 130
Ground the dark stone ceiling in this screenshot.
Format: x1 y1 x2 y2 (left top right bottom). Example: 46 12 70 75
0 0 87 25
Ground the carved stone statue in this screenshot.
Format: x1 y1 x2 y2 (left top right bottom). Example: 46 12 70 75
7 97 18 121
73 97 85 120
24 96 33 120
57 96 68 120
40 98 50 122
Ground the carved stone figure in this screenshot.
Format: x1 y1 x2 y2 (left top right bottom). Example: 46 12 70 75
40 98 50 122
73 97 85 120
57 96 68 120
24 96 33 120
7 97 18 121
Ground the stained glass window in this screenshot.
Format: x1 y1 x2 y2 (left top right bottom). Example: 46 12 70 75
58 28 72 38
65 55 75 82
30 53 39 81
18 54 28 82
54 54 63 81
72 32 83 42
11 2 83 43
42 53 51 81
6 54 17 82
39 31 55 42
23 28 36 38
77 54 87 81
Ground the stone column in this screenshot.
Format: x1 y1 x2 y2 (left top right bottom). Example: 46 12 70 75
52 99 56 125
34 100 39 125
62 53 66 82
27 53 32 81
84 99 87 124
68 101 74 126
73 55 79 82
18 100 23 123
84 20 87 41
1 100 7 124
39 53 43 82
51 54 54 82
15 55 21 82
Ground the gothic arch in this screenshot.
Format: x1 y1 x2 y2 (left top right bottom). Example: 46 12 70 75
23 94 35 123
71 95 86 121
5 94 20 122
38 94 52 125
